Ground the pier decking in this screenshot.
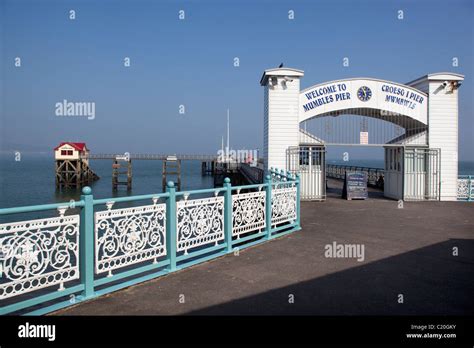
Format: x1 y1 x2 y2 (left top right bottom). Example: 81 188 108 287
89 153 219 161
55 197 474 316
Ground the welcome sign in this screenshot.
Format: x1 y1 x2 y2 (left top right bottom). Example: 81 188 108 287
299 78 428 125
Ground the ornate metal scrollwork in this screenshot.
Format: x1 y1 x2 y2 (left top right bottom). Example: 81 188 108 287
176 196 224 254
95 203 166 274
232 191 266 237
271 185 297 225
0 215 80 299
457 179 470 200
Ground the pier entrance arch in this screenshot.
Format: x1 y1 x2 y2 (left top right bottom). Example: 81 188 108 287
260 68 464 201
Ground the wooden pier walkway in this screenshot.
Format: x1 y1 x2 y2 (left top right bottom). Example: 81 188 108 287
89 153 219 161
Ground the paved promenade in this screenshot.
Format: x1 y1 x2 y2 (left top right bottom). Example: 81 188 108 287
56 196 474 315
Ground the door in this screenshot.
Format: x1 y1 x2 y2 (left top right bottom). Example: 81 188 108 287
287 146 326 201
403 148 440 200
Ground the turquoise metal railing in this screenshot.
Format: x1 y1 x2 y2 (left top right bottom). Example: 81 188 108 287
0 170 300 315
457 175 473 201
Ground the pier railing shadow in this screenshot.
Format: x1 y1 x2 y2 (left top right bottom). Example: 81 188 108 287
185 238 474 315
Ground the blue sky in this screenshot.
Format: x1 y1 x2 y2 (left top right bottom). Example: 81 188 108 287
1 0 473 160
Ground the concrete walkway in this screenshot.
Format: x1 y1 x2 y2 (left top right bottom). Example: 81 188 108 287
56 198 474 315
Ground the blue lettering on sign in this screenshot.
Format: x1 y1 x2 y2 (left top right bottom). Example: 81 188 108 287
302 82 425 113
381 84 424 110
303 83 350 112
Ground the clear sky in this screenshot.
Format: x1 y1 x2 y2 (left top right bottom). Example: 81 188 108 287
1 0 473 160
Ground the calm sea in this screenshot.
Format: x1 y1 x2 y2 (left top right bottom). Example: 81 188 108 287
0 154 473 208
0 154 213 209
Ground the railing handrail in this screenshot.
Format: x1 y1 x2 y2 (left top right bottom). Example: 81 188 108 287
93 192 170 205
0 200 86 215
0 168 300 315
326 163 384 171
269 167 297 181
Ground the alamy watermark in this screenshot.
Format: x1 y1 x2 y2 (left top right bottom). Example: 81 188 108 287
324 241 365 262
217 148 258 166
55 99 95 120
18 322 55 341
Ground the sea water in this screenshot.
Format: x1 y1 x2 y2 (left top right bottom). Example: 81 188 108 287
0 153 473 208
0 153 213 208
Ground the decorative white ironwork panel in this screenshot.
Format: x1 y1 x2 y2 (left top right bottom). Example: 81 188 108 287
0 215 80 299
271 186 297 225
176 196 224 253
232 191 266 237
457 179 469 199
95 203 166 274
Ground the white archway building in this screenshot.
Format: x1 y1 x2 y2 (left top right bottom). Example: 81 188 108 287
260 67 464 201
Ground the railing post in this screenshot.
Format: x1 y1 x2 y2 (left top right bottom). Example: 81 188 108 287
79 186 95 299
468 176 473 202
265 175 272 240
295 173 301 230
223 177 233 252
166 181 177 271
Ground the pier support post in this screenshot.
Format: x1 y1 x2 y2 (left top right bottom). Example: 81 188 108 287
127 159 132 190
166 181 177 271
224 177 233 252
79 186 95 299
265 174 272 240
162 158 181 192
55 161 60 188
112 160 118 190
75 161 80 186
112 159 132 190
295 173 301 230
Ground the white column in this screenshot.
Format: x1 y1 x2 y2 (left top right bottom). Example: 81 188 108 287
261 68 304 171
407 73 464 201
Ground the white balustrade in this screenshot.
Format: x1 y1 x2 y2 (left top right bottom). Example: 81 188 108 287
232 191 266 237
95 203 166 275
0 214 80 299
176 196 224 254
271 184 297 226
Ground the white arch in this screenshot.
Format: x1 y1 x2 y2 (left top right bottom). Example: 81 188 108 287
261 67 464 200
299 78 428 127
